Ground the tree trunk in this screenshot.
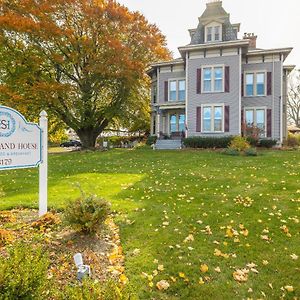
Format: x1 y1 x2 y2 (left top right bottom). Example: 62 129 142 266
76 128 100 149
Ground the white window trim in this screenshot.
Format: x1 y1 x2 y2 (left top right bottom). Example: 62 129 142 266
205 22 222 43
201 65 225 94
244 71 267 97
168 112 186 133
244 106 267 137
201 103 225 133
168 78 186 102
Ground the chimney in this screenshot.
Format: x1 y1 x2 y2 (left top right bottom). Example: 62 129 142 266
243 33 257 49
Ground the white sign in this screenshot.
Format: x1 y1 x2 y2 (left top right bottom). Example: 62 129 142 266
0 106 42 170
0 106 48 217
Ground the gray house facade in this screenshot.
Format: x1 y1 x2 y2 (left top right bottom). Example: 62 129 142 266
148 1 294 145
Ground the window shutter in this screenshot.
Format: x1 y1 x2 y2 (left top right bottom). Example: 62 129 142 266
225 66 230 92
267 109 272 137
225 106 230 132
241 109 244 135
196 69 201 94
267 72 272 96
196 107 201 132
241 74 244 97
164 81 168 102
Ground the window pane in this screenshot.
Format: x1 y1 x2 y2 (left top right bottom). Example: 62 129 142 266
214 67 223 92
214 106 223 131
214 26 220 41
169 81 177 101
203 107 211 131
256 109 265 133
178 80 185 101
256 73 265 96
207 27 212 41
246 74 254 96
179 114 185 132
203 68 212 92
170 115 177 132
245 110 254 126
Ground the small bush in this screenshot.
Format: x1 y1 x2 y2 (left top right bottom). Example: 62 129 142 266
259 139 277 148
0 243 49 300
246 136 259 147
60 279 136 300
223 148 240 156
229 136 250 152
146 135 157 145
245 148 258 156
286 134 299 147
183 136 233 149
64 193 111 234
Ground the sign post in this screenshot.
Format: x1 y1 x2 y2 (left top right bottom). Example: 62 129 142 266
0 106 48 217
39 111 48 217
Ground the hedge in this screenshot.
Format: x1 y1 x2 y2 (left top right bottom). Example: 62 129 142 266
183 136 234 149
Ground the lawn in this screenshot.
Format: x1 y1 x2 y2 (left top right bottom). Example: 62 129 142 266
0 147 299 299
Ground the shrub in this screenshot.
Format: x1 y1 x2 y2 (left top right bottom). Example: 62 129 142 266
60 279 136 300
228 136 250 152
222 148 240 156
286 134 299 147
246 136 258 147
0 243 49 300
245 148 258 156
64 193 111 234
183 136 233 149
259 139 277 148
146 135 157 145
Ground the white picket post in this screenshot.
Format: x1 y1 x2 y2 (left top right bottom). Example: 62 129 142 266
39 110 48 217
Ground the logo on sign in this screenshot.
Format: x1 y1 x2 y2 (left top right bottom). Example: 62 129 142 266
0 111 16 137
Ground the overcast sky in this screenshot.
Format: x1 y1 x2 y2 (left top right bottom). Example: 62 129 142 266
118 0 299 67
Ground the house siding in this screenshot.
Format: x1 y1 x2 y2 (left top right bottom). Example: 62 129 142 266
242 61 282 139
187 54 240 136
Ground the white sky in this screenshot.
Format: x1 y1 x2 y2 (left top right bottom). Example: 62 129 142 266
118 0 299 67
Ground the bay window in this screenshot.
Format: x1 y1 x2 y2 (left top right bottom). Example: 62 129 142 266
202 105 224 132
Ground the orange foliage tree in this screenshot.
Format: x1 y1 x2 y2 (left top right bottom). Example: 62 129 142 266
0 0 170 148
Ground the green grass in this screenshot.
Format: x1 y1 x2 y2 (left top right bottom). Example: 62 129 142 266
0 147 299 299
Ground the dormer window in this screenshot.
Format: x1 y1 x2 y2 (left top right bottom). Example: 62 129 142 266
205 22 222 43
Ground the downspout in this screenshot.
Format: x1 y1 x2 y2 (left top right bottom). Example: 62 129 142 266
280 54 283 145
239 47 242 135
272 55 275 140
157 67 160 138
185 51 189 138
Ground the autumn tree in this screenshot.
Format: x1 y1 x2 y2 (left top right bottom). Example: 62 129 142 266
0 0 170 148
288 69 300 127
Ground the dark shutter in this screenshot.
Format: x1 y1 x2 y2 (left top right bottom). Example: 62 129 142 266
241 109 244 136
196 69 201 94
241 74 244 97
267 109 272 137
225 66 230 93
196 107 201 132
225 106 230 132
267 72 272 96
164 81 168 102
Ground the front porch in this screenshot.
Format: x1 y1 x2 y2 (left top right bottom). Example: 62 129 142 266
152 107 186 140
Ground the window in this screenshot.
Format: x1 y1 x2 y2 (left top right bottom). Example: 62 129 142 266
178 80 186 101
179 114 185 132
169 81 177 101
170 115 177 133
168 79 186 101
245 108 266 137
205 24 222 42
245 72 266 97
153 84 157 103
202 66 224 93
152 116 156 135
202 105 224 132
207 27 212 42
